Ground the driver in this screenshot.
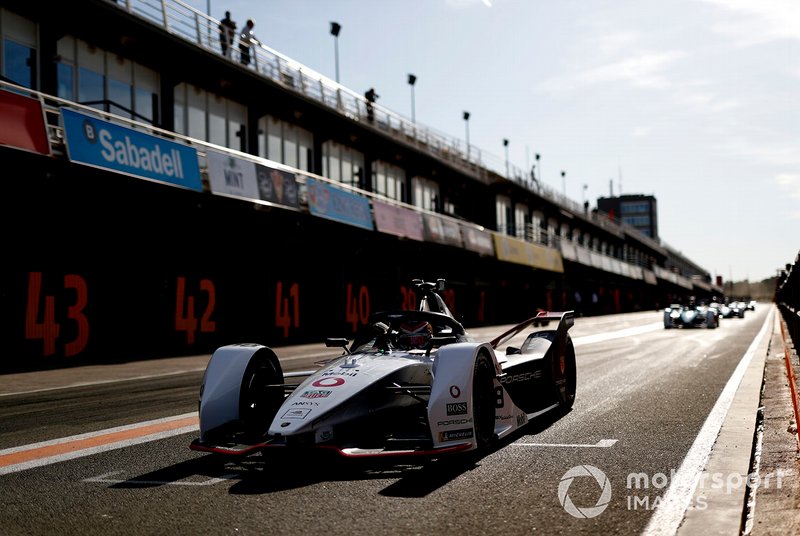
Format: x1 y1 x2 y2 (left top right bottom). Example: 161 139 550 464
396 321 433 350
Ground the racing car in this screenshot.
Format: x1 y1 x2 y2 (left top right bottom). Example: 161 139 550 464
190 279 577 459
710 301 733 319
727 301 747 318
663 300 718 329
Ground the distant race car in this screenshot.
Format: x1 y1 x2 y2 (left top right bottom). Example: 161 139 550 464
747 300 756 311
190 279 577 459
728 301 747 318
710 302 733 319
664 303 718 329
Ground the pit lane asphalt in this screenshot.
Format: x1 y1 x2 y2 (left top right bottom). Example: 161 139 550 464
0 307 770 535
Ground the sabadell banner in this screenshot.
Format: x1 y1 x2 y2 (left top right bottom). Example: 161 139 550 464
60 107 202 191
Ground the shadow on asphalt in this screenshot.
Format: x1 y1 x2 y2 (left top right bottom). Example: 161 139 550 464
107 407 569 497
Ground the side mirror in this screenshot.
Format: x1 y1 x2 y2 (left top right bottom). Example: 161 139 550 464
436 278 446 291
325 338 349 348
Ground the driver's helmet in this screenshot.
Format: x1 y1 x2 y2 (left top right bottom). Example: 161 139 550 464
396 321 433 350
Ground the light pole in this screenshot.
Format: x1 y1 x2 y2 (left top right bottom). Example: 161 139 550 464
463 111 470 160
561 170 566 196
330 22 341 83
534 153 540 182
503 138 510 178
408 74 417 123
206 0 212 45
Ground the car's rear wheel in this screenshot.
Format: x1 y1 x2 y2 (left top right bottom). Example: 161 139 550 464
472 351 496 450
554 338 576 410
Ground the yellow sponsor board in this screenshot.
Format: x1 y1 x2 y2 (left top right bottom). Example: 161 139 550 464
493 234 564 273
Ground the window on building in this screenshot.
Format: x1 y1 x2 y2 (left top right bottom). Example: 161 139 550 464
372 160 406 202
175 83 246 151
412 176 439 211
495 195 511 235
321 140 364 188
259 115 314 173
514 203 528 239
57 36 160 124
1 10 37 89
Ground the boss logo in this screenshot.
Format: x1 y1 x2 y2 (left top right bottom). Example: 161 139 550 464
446 402 468 415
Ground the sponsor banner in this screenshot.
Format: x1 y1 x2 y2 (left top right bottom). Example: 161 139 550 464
0 89 50 155
255 163 300 208
206 149 258 199
60 108 202 191
372 200 424 241
461 225 495 256
307 179 374 231
422 213 463 247
493 234 565 273
494 234 532 266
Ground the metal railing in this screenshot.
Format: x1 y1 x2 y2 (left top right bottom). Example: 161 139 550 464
106 0 710 278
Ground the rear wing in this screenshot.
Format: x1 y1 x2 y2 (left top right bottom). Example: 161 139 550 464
489 310 574 349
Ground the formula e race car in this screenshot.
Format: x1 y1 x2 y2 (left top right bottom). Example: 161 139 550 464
663 302 718 329
190 279 576 459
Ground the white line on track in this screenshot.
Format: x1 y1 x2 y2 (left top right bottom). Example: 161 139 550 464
572 323 663 346
640 312 771 536
513 439 618 448
83 471 236 486
0 413 198 476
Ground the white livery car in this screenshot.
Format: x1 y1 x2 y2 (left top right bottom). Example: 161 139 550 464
190 279 576 459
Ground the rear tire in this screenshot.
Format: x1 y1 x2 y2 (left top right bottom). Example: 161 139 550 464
554 338 576 410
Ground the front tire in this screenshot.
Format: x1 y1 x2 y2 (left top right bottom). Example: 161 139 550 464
472 351 496 450
239 349 284 439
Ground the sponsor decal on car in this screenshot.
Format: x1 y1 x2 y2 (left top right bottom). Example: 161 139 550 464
500 370 542 384
323 370 358 377
449 385 461 398
439 428 474 442
437 418 473 426
312 377 345 388
282 408 311 419
446 402 468 415
292 401 319 406
301 390 332 399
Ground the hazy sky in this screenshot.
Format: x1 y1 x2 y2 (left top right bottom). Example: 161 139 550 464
204 0 798 282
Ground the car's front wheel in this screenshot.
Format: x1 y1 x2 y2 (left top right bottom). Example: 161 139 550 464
472 351 496 450
239 349 284 439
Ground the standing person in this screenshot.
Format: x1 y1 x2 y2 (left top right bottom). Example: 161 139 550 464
364 87 378 121
218 11 236 58
239 19 259 66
